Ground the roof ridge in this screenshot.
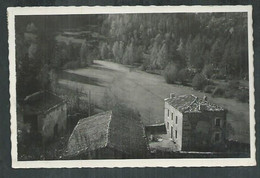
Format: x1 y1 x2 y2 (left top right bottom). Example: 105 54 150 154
79 110 112 123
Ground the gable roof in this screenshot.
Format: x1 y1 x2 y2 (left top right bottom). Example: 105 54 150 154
23 91 64 115
165 94 225 113
66 110 148 158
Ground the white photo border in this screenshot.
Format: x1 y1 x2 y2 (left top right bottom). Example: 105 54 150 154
8 5 255 168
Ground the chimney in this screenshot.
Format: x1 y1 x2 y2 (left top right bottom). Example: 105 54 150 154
199 103 207 111
170 93 175 98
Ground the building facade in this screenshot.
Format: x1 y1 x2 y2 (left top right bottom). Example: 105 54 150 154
164 93 227 152
23 91 67 142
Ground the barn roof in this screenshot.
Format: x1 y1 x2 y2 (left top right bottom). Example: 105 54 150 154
165 94 225 113
23 91 64 115
66 110 148 158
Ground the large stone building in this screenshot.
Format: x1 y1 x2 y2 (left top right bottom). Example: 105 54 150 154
65 111 149 159
23 91 67 142
164 93 227 152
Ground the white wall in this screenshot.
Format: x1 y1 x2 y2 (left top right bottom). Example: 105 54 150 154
164 102 183 151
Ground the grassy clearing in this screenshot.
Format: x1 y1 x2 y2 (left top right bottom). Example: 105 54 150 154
58 60 250 144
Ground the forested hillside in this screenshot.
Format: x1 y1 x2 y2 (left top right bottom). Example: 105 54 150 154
15 13 248 102
99 13 248 80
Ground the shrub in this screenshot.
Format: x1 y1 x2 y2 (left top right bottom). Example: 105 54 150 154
164 63 179 84
211 73 226 80
224 89 235 98
63 60 81 69
192 73 207 90
235 90 249 103
204 85 216 93
228 80 240 90
212 87 225 97
178 68 192 85
202 64 214 79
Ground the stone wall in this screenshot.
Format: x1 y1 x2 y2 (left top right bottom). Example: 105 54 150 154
38 103 67 142
182 111 227 151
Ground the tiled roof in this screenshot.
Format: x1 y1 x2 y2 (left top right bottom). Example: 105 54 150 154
66 111 112 157
23 91 64 114
165 94 225 113
66 110 148 158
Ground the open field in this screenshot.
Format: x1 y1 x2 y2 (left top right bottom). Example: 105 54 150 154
58 60 250 144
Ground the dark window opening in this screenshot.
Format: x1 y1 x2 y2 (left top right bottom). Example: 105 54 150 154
167 122 169 129
54 124 58 137
215 118 221 127
175 116 178 124
171 113 173 120
171 126 173 138
215 133 220 142
175 130 177 139
167 109 169 117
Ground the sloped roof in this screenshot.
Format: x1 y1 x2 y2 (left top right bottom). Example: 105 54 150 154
165 94 225 113
23 91 64 115
66 111 112 157
66 110 148 158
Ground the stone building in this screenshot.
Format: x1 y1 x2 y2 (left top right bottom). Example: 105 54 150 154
164 93 227 152
65 111 149 159
23 91 67 142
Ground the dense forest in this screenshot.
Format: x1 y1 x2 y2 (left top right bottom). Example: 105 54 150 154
15 13 248 101
99 13 248 78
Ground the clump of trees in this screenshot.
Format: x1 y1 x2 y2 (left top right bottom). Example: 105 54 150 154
16 20 98 100
192 73 208 90
16 22 56 99
163 63 179 84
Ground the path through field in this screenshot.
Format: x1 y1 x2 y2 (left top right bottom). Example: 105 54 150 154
58 60 250 144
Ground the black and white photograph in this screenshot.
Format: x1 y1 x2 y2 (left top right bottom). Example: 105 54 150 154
8 6 255 168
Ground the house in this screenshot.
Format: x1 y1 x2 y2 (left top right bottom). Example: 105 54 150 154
164 93 227 152
23 91 67 142
65 111 149 159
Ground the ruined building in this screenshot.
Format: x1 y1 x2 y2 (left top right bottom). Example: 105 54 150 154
164 93 227 152
22 91 67 142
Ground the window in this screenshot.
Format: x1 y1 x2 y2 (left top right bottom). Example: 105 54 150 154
215 118 221 127
175 130 177 139
215 133 220 142
171 112 173 120
175 116 178 124
167 122 169 129
171 127 173 138
167 109 169 117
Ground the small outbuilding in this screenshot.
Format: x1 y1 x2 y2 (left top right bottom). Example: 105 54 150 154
65 111 149 159
23 91 67 142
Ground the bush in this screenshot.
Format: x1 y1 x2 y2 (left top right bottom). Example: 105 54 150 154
235 90 249 103
204 85 216 93
178 68 192 85
224 89 235 98
63 60 81 69
228 80 240 90
211 73 226 80
212 87 225 97
192 73 207 90
164 63 179 84
202 64 214 79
